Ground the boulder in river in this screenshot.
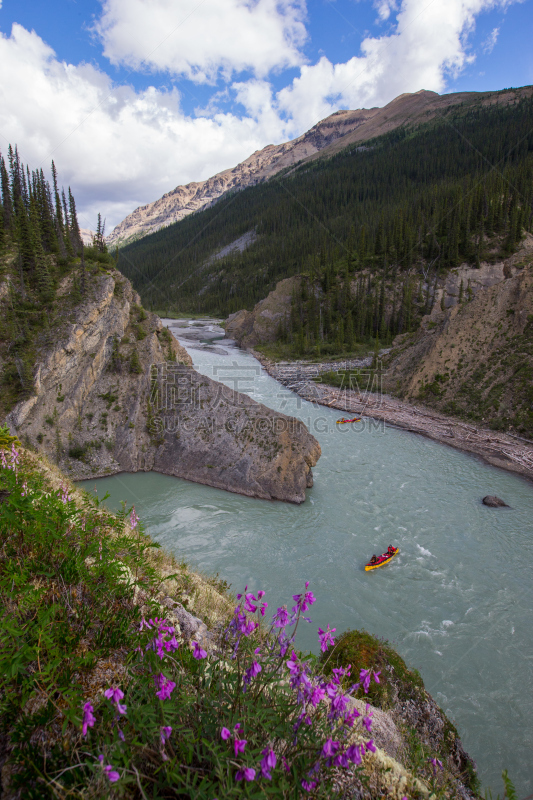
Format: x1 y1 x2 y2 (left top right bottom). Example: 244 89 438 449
482 495 509 507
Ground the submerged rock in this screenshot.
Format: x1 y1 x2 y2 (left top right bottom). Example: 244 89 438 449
482 495 509 507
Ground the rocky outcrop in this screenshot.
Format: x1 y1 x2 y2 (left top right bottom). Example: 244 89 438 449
382 237 533 438
303 85 533 163
6 270 320 503
226 276 298 347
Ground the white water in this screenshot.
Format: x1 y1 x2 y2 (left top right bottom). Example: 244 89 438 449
81 321 533 794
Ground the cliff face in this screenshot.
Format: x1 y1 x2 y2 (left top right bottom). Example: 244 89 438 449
6 270 320 503
225 276 298 348
383 236 533 435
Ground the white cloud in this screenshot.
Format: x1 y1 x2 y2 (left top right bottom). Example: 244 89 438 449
94 0 308 83
374 0 398 22
482 25 500 53
277 0 513 132
0 24 292 229
0 0 521 232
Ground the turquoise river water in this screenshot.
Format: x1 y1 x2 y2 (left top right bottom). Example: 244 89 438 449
80 322 533 794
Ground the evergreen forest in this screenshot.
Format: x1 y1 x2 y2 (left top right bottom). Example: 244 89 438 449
0 146 113 415
118 93 533 353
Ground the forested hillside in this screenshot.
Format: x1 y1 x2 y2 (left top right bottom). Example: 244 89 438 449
0 145 113 416
118 89 533 323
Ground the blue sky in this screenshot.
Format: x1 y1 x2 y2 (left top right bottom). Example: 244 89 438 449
0 0 531 231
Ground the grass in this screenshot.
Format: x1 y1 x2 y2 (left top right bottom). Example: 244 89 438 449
255 341 373 363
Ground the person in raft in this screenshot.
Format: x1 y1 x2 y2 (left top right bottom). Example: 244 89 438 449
369 555 379 564
387 545 396 555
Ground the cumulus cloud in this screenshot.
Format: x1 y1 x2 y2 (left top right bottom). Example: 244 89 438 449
276 0 514 132
95 0 308 83
0 24 292 229
374 0 398 23
0 0 521 231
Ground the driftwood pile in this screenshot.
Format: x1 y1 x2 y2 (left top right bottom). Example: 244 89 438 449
252 349 533 481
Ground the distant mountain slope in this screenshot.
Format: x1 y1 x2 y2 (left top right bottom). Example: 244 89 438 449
108 86 532 247
117 88 533 317
107 106 378 246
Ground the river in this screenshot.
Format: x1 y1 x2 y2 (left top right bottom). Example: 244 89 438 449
80 320 533 794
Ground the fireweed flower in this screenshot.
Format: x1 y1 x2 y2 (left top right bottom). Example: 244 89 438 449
98 755 120 783
272 606 290 628
0 450 6 469
322 738 339 759
10 444 20 469
429 757 443 773
302 779 318 791
234 737 247 757
243 660 262 690
220 727 231 740
318 624 336 652
291 582 316 614
192 641 207 659
60 483 72 504
346 743 363 765
104 687 127 715
21 481 28 497
260 748 277 780
235 768 255 782
155 673 176 701
130 506 140 529
82 702 95 736
161 726 172 744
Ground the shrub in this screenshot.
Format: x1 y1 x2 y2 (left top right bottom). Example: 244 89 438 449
129 349 143 374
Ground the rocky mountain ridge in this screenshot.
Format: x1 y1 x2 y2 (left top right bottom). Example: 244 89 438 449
4 268 320 503
107 107 378 246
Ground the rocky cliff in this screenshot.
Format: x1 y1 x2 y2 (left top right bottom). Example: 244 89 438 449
5 269 320 503
382 235 533 436
225 276 298 348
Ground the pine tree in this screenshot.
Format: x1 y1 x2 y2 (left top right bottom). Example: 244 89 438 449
68 187 82 255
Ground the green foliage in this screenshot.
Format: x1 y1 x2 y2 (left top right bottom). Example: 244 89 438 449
319 629 425 709
0 423 21 450
501 770 517 800
129 348 143 374
0 145 95 416
119 94 533 317
0 447 386 799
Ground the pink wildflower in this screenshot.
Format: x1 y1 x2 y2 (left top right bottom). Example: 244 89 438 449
81 702 95 736
260 748 277 780
104 687 127 715
192 641 207 659
129 506 140 529
318 624 336 652
235 767 255 782
98 755 120 783
160 726 172 744
155 673 176 701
